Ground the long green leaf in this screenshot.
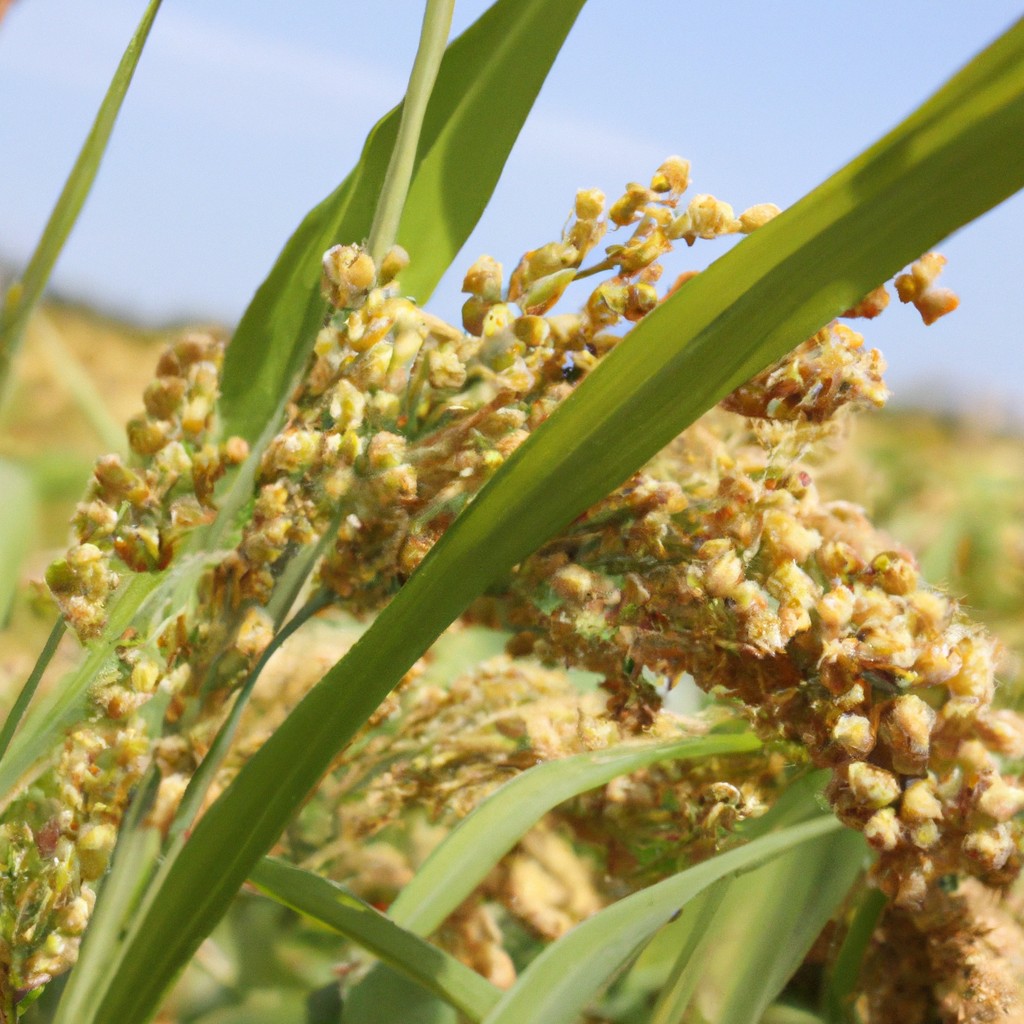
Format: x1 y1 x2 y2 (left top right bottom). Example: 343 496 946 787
83 19 1024 1023
347 733 760 1021
0 572 162 806
823 887 887 1024
218 0 586 442
644 774 862 1024
593 772 829 1022
250 858 500 1022
390 732 762 936
480 816 844 1024
633 882 729 1024
0 0 162 403
0 618 63 765
664 825 865 1024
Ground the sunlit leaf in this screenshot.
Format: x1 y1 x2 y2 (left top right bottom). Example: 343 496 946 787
0 618 63 765
822 887 887 1024
671 826 865 1024
346 733 760 1020
390 733 762 936
480 817 844 1024
251 857 500 1021
218 0 586 443
0 573 162 805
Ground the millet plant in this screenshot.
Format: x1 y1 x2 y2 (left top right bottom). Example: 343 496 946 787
1 3 1024 1022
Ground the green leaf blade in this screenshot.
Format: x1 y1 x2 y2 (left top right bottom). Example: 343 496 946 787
344 734 758 1021
685 827 866 1024
250 858 500 1021
393 0 586 303
0 572 163 806
218 0 586 443
480 817 844 1024
390 733 762 936
0 617 63 766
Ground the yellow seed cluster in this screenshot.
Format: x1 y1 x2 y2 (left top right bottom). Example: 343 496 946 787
46 333 247 641
255 162 781 617
475 384 1021 905
7 334 251 992
0 724 148 989
12 156 1009 1001
721 322 889 422
859 879 1024 1022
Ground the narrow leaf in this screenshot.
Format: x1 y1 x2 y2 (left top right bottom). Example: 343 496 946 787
84 20 1024 1023
250 857 500 1022
480 816 844 1024
390 733 762 935
218 0 586 443
347 734 758 1020
0 0 162 401
573 773 829 1022
0 617 64 764
823 887 887 1024
0 571 163 806
646 774 866 1023
646 883 729 1024
675 826 865 1024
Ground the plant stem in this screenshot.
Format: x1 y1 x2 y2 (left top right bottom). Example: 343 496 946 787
165 588 335 845
366 0 455 265
823 886 887 1023
0 617 65 765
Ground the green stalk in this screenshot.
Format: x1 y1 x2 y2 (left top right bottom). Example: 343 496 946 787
165 589 334 845
823 887 887 1023
0 618 64 767
367 0 455 264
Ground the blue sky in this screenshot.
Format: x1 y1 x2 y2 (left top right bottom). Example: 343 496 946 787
1 2 1023 419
